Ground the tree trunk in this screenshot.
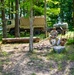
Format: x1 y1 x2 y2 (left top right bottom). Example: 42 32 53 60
15 0 20 37
8 0 11 19
44 0 47 37
1 0 7 38
60 0 64 22
73 0 74 26
11 1 14 19
29 1 33 52
19 0 22 17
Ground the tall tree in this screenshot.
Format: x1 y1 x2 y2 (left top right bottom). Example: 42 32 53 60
44 0 47 37
15 0 20 37
8 0 11 19
59 0 64 22
73 0 74 26
1 0 7 38
11 1 14 19
29 0 33 52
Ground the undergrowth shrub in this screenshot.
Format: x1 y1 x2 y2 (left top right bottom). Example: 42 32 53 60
66 38 74 45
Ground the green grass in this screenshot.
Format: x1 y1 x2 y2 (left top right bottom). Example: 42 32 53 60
58 31 74 45
70 68 74 75
66 38 74 45
65 31 74 45
0 35 2 41
67 53 74 61
0 61 3 65
35 33 45 39
1 51 8 56
46 43 74 61
58 63 63 71
31 73 36 75
7 34 15 38
46 52 66 61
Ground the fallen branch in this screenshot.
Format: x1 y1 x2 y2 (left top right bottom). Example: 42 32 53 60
2 37 40 43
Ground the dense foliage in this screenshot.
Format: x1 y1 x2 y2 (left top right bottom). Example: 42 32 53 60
0 0 73 27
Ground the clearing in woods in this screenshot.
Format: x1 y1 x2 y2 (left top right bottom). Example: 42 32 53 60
0 31 74 75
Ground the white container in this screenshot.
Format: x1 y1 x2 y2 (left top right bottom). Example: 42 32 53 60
53 46 65 53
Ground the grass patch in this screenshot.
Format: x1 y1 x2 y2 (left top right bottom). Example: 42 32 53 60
0 61 3 65
58 63 63 71
61 31 74 45
1 51 8 56
67 54 74 61
66 38 74 45
35 33 45 39
46 45 74 61
8 33 45 40
70 68 74 75
0 35 2 41
65 45 74 61
31 73 36 75
7 34 15 38
46 52 66 61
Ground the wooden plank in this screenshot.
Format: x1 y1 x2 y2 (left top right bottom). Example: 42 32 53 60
2 37 40 43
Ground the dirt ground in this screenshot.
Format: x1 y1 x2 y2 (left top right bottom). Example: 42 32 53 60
0 37 74 75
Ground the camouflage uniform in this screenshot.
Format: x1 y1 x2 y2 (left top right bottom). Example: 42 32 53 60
50 30 58 39
49 30 58 46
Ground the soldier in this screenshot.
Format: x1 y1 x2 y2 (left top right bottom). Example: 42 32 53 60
49 27 58 46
